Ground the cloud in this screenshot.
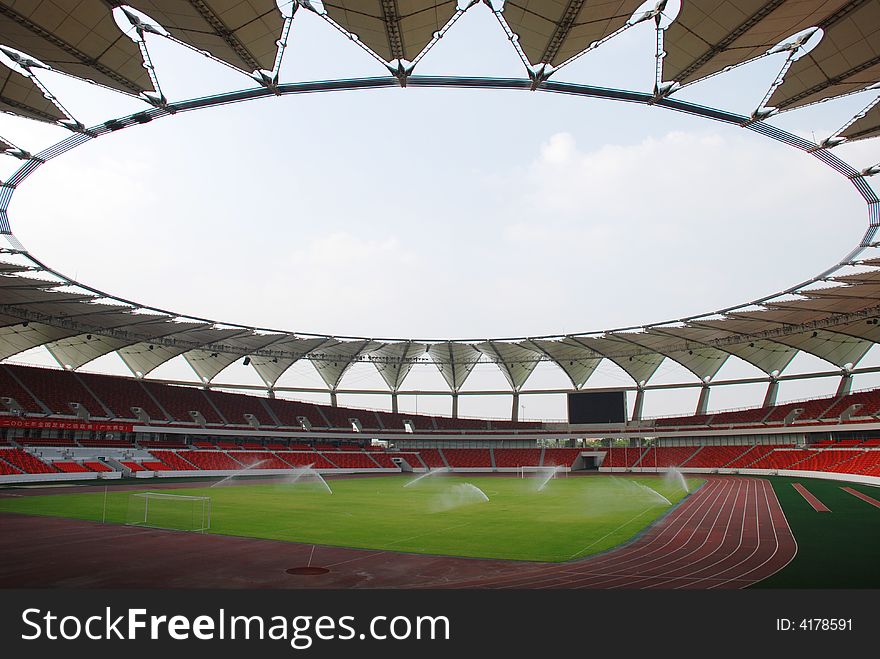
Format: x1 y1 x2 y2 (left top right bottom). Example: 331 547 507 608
487 129 868 329
7 120 871 340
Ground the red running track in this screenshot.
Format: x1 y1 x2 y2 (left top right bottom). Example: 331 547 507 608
431 476 797 589
0 476 796 589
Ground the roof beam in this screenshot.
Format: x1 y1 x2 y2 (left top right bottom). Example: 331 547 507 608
186 0 262 72
539 0 585 65
672 0 786 83
816 0 872 30
770 0 876 109
0 3 143 94
777 53 880 110
381 0 405 60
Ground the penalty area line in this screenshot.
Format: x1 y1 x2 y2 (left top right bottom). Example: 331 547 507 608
567 506 656 561
387 521 477 548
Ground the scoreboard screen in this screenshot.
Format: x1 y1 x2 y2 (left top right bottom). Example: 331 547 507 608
567 390 627 424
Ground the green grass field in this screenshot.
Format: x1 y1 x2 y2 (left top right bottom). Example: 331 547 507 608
0 474 701 562
754 477 880 589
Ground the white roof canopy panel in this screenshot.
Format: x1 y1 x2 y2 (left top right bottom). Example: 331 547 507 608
573 336 665 383
769 328 872 368
427 342 482 391
623 330 730 380
370 341 427 391
475 341 541 391
501 0 643 67
0 0 151 94
768 296 879 314
525 338 601 388
116 325 239 377
657 325 798 374
183 333 287 383
249 336 330 388
842 100 880 141
124 0 285 72
310 339 381 390
821 318 880 343
725 338 800 374
705 312 873 367
46 334 136 371
663 0 854 85
0 322 77 361
805 282 880 299
0 60 66 123
526 338 600 388
768 0 880 109
323 0 458 62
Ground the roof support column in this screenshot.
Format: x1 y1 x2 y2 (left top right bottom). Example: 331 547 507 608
511 391 520 422
330 389 338 407
762 377 779 408
451 392 459 419
696 384 710 416
836 371 854 398
632 386 645 422
391 391 399 414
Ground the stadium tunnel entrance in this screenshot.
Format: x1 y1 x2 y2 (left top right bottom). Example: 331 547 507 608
391 456 415 472
572 452 604 471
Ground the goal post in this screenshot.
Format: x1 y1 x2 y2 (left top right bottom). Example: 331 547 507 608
519 466 569 478
125 492 212 532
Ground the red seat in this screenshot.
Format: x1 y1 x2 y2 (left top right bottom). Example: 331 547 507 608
83 461 113 472
149 451 197 471
0 448 56 474
493 448 542 467
542 448 582 467
323 452 380 469
442 449 492 468
52 461 91 473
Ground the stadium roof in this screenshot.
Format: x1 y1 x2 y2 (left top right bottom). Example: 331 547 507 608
0 0 879 396
1 241 879 392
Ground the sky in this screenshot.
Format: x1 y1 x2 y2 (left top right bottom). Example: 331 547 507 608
1 2 879 422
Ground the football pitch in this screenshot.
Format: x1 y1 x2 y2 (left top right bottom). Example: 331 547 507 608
0 474 701 562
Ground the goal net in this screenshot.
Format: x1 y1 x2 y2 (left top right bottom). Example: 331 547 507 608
125 492 212 532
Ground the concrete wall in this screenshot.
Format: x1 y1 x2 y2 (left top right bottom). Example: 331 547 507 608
0 471 122 485
599 466 880 487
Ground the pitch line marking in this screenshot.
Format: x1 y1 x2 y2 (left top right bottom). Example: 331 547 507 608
555 479 736 589
841 486 880 509
387 521 476 548
792 483 830 512
552 480 722 578
566 479 727 568
412 483 721 589
499 479 727 588
567 506 656 560
601 478 745 590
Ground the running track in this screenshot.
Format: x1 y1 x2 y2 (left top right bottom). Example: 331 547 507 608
434 476 797 589
0 476 796 589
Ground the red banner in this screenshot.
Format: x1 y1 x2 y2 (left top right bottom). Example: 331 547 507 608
0 417 133 433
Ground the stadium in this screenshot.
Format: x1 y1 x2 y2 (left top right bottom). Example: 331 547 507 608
0 0 879 594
